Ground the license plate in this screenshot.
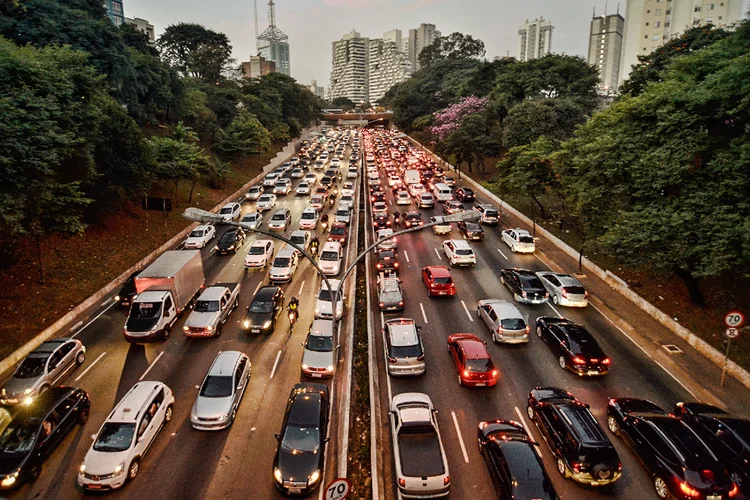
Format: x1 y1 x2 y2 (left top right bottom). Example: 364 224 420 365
587 370 600 375
311 373 322 378
251 329 260 334
475 383 486 386
288 488 302 494
87 484 102 489
707 496 721 500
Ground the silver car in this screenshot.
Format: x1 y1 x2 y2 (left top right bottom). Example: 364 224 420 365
1 338 86 405
191 351 251 430
241 212 263 229
378 275 404 312
477 299 529 344
301 320 336 378
384 319 425 376
245 185 264 201
536 272 589 307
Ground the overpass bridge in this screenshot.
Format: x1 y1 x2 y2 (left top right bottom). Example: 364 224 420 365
319 111 392 127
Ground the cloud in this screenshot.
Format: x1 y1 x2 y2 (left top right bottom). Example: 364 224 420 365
322 0 379 7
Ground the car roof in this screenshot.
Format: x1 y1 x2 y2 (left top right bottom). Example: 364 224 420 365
108 382 166 423
456 337 490 359
199 286 228 301
34 339 67 353
322 241 341 251
287 392 323 426
553 402 610 445
448 239 471 249
320 279 341 291
290 230 307 237
254 285 280 300
386 320 419 346
481 299 522 317
250 239 272 247
193 224 212 231
276 247 296 258
208 351 243 376
425 265 451 277
222 203 238 209
272 208 289 215
309 319 334 337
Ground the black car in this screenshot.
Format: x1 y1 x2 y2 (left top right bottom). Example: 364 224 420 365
458 221 484 241
477 420 559 500
0 387 90 490
403 211 423 228
115 271 140 307
500 269 549 305
215 227 246 255
273 383 329 496
528 387 622 486
455 187 475 202
243 285 284 334
373 214 391 229
371 191 386 203
376 249 399 273
320 176 333 188
607 398 737 500
674 402 750 494
536 317 611 376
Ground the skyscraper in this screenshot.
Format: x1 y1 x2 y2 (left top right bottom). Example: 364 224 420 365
368 32 412 103
518 17 553 62
309 80 325 99
329 30 370 104
257 1 290 76
408 23 441 71
103 0 124 26
587 12 625 93
620 0 743 84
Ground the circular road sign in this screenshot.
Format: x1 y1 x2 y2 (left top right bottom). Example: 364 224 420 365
324 478 351 500
726 328 740 339
725 311 745 328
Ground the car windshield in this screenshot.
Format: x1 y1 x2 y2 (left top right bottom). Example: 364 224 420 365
321 251 339 261
189 230 205 238
249 187 260 193
259 195 272 202
220 207 233 214
466 358 493 372
501 318 526 330
273 257 291 267
272 214 286 221
194 300 219 313
433 277 452 285
200 375 233 398
331 226 345 236
307 335 333 352
220 233 237 243
467 224 481 231
301 212 315 219
519 276 544 289
291 237 305 245
563 286 586 295
243 214 259 222
15 355 47 378
281 425 320 454
131 302 161 319
250 300 274 314
317 290 339 302
456 249 473 256
484 209 498 216
381 291 401 301
94 423 135 452
248 245 266 255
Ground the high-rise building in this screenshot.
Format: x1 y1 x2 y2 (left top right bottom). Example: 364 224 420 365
587 12 625 93
256 1 290 76
329 30 370 104
241 56 277 79
408 23 441 71
518 17 554 61
368 34 412 103
620 0 743 84
103 0 124 26
309 80 325 99
124 17 155 45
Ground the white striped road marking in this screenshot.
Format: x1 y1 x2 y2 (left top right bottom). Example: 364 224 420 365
461 301 474 322
253 281 263 296
299 280 306 295
209 246 216 253
496 248 508 259
403 250 409 263
69 321 83 333
420 303 428 324
380 311 384 327
434 248 442 260
75 352 107 382
71 301 117 338
100 298 112 307
515 406 542 458
270 350 283 379
451 411 470 463
547 301 563 318
139 351 164 381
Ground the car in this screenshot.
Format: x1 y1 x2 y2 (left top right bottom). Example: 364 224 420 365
378 274 404 311
256 193 277 211
347 167 358 179
244 239 274 269
341 182 355 197
327 222 348 246
458 221 484 241
376 249 399 273
319 241 343 275
268 208 291 231
240 212 263 229
243 285 284 334
290 168 304 179
310 193 326 210
607 398 735 499
78 381 175 491
190 351 251 430
383 318 425 376
403 211 423 228
422 266 456 297
502 228 536 253
339 194 355 210
295 182 311 196
273 179 292 196
218 202 241 222
320 176 333 189
418 192 435 208
115 271 140 307
295 208 318 231
334 208 351 225
1 338 87 406
477 299 529 344
184 224 216 249
0 387 90 490
314 279 344 320
272 383 329 496
500 268 549 304
477 420 559 500
330 158 341 168
269 247 300 283
430 216 452 235
215 227 246 254
455 187 475 202
407 183 426 197
447 334 499 386
372 201 388 214
474 203 499 224
245 185 264 201
395 190 412 206
528 387 622 487
443 200 463 215
289 230 311 254
304 173 317 183
373 213 391 229
443 239 476 267
443 176 456 186
301 320 336 378
536 317 611 375
387 174 401 187
370 191 386 203
263 173 280 187
536 272 589 307
375 228 396 250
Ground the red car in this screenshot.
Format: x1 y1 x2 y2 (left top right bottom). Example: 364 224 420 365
422 266 456 297
447 334 499 387
327 222 348 246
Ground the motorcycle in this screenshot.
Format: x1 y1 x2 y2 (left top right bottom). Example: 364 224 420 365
393 215 401 228
288 309 298 324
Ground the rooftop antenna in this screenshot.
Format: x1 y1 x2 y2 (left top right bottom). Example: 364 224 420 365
258 0 288 43
254 0 259 54
604 0 608 15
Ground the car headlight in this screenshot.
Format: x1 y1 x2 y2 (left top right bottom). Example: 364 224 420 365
114 295 121 302
314 308 320 315
183 326 189 331
1 470 19 487
228 245 235 251
302 364 309 370
220 412 230 421
22 396 34 405
326 365 334 372
23 388 32 395
273 468 283 484
205 325 214 332
263 320 272 329
114 460 126 476
243 320 250 329
308 469 321 485
79 464 86 473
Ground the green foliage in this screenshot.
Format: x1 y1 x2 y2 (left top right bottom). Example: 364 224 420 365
214 111 271 159
148 136 210 205
241 73 320 138
331 97 355 110
157 23 234 82
177 84 218 140
502 98 587 148
418 32 486 68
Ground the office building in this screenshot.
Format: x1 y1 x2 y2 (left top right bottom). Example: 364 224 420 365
408 23 441 71
620 0 743 84
368 35 412 103
587 13 625 92
124 17 155 45
103 0 124 26
518 17 554 61
256 0 290 76
241 56 276 79
309 80 325 99
329 30 370 104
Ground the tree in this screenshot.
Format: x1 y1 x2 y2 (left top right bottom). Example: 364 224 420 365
213 111 271 160
177 84 218 140
148 136 210 206
331 97 355 110
502 98 587 148
418 32 486 68
157 23 234 81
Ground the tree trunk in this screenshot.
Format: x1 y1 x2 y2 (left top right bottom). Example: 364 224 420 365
673 267 706 307
188 178 197 203
35 235 45 284
173 180 180 208
530 193 547 219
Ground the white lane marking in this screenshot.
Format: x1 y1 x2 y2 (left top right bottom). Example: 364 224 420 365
69 321 83 332
100 298 112 307
209 246 216 253
75 352 107 382
515 406 542 458
434 248 442 260
546 301 563 318
403 250 409 263
461 301 474 322
496 248 508 260
270 350 283 379
420 303 428 324
71 301 117 338
299 280 306 295
139 351 164 381
380 311 384 326
451 411 470 464
253 281 263 296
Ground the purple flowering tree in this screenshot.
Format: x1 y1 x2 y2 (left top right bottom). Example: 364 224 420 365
427 96 488 141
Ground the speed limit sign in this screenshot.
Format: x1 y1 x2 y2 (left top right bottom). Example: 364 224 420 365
726 328 740 339
725 311 745 328
325 478 351 500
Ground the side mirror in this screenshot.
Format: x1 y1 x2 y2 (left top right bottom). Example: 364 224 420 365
432 409 439 415
164 311 171 318
274 433 281 440
91 434 97 441
416 326 422 330
301 342 306 348
324 437 330 443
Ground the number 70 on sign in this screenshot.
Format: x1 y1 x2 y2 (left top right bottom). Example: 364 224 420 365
325 478 351 500
725 311 745 328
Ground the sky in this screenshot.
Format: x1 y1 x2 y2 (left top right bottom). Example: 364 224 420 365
126 0 750 88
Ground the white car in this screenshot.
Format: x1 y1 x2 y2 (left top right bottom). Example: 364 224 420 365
304 173 317 183
184 224 216 249
297 208 318 230
502 228 535 253
78 382 174 491
245 185 264 201
443 239 476 267
347 167 358 179
273 179 292 196
263 173 280 187
341 182 355 197
256 194 277 211
314 279 344 320
373 201 388 214
340 194 355 210
396 190 412 206
289 230 311 254
367 171 380 182
535 271 589 307
334 208 351 225
244 239 274 268
268 208 291 231
319 241 343 276
408 184 426 197
376 228 397 250
241 212 263 229
295 182 311 195
331 158 341 168
218 202 241 222
269 247 299 282
290 168 304 179
388 175 402 187
301 319 335 378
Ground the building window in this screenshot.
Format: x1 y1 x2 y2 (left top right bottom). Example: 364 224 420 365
645 35 649 38
694 6 701 11
665 21 670 26
652 34 660 40
654 21 661 27
666 9 671 14
655 9 662 14
645 22 650 26
708 3 715 10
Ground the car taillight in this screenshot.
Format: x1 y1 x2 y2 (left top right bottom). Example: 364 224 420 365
398 301 403 306
376 263 382 269
678 480 701 498
394 262 399 267
388 356 397 363
573 356 586 364
398 478 405 487
491 369 499 377
379 302 385 308
522 291 527 298
572 461 581 474
525 325 530 334
561 288 568 298
585 290 589 298
443 476 450 486
497 326 503 334
463 370 469 377
602 358 611 365
417 355 425 361
729 482 740 498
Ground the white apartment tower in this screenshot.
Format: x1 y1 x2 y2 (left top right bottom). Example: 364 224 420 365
588 13 625 92
369 33 412 103
620 0 744 84
518 17 554 61
408 23 441 71
329 30 370 104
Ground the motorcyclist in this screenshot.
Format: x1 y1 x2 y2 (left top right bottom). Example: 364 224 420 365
321 212 329 226
393 210 401 227
288 296 299 323
310 235 320 255
328 192 336 207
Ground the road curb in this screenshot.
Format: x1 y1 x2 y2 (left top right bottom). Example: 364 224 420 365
406 135 750 391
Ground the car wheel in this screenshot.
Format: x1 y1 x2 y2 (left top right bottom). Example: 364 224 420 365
164 404 173 423
76 351 86 365
513 293 522 302
552 294 559 305
29 464 42 481
536 326 543 338
730 469 744 489
491 331 498 344
457 375 463 386
607 415 620 435
231 408 237 423
558 356 567 370
527 405 535 420
557 458 569 478
653 476 669 499
500 276 506 285
78 408 90 425
127 459 140 481
163 325 171 341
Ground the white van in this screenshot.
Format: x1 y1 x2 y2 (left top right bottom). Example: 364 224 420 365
404 169 421 186
432 182 453 202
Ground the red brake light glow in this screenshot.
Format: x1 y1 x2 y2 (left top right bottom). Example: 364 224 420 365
678 480 700 498
573 356 586 364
